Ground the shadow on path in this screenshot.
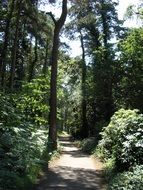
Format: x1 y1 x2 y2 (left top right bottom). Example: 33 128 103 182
34 137 106 190
35 166 104 190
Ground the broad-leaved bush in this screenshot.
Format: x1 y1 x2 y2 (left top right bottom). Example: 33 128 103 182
108 165 143 190
81 137 97 153
0 90 49 190
97 109 143 169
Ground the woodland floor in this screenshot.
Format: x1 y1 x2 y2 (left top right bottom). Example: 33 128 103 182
34 136 106 190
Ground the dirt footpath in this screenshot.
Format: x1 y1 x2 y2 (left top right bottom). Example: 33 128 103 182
34 138 106 190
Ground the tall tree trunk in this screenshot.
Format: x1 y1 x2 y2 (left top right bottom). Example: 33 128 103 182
16 21 27 88
43 39 49 76
48 0 67 150
28 37 38 82
28 1 38 82
0 0 15 89
101 0 108 48
100 0 114 120
79 30 88 138
9 0 22 91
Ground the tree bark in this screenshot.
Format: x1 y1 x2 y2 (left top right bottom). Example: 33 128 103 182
43 39 49 76
0 0 15 89
9 0 22 91
28 1 38 82
101 0 108 48
28 37 38 82
48 0 67 150
79 30 88 138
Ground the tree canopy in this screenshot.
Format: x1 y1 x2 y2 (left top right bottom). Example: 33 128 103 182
0 0 142 189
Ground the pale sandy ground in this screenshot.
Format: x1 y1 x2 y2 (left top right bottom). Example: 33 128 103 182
34 139 106 190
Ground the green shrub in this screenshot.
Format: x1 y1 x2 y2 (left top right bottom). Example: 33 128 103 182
17 76 49 126
94 121 109 142
108 165 143 190
81 137 97 153
0 126 48 189
97 109 143 169
0 92 49 189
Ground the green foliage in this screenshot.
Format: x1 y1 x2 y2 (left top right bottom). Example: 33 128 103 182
96 109 143 190
81 137 97 153
124 1 143 21
97 109 143 169
17 75 49 126
58 57 83 137
108 165 143 190
115 28 143 112
103 157 116 181
93 121 109 142
0 92 49 189
0 93 22 127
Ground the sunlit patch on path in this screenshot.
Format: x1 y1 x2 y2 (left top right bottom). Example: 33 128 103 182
34 138 106 190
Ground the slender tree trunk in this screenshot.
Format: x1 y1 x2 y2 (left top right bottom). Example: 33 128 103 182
9 0 22 91
101 0 108 48
48 0 67 150
28 37 38 82
0 0 15 89
88 27 101 125
28 1 38 82
100 0 114 120
16 22 27 87
43 39 49 76
79 30 88 138
49 28 59 150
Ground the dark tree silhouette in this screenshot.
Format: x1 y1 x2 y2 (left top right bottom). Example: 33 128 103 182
48 0 67 150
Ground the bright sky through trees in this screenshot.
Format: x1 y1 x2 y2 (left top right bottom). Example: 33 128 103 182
39 0 140 56
1 1 142 189
69 0 140 57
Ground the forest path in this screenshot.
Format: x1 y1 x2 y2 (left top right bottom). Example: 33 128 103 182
34 136 106 190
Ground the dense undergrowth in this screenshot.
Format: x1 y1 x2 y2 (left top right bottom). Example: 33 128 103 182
0 77 52 190
108 165 143 190
80 109 143 190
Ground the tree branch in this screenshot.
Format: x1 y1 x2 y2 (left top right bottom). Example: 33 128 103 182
57 0 67 29
46 12 57 25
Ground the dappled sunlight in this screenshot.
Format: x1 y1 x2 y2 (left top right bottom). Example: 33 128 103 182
36 166 105 190
34 137 106 190
0 0 142 189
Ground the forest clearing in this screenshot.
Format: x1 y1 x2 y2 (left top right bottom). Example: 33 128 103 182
0 0 143 190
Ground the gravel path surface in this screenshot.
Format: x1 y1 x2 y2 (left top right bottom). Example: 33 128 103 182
34 138 106 190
